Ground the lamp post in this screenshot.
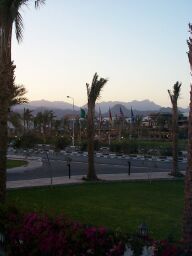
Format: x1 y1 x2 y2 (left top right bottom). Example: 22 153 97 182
67 96 75 146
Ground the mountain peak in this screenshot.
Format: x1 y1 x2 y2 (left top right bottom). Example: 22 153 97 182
95 99 161 112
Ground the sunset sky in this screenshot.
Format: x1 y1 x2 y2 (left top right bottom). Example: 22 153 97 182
12 0 192 108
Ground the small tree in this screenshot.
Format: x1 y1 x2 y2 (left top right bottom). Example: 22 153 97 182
86 73 108 180
168 81 181 176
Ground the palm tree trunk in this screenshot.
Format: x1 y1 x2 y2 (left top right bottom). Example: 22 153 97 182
0 61 12 203
171 102 178 176
183 85 192 244
0 103 8 203
87 102 97 180
0 24 12 203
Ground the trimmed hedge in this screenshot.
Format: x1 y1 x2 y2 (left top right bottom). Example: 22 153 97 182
110 139 186 156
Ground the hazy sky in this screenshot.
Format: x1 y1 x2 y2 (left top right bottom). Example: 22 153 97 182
12 0 192 108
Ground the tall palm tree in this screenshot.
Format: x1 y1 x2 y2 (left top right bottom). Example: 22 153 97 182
86 73 108 180
8 111 22 136
183 23 192 244
168 82 181 176
0 0 44 203
48 110 56 134
34 111 43 133
23 108 33 131
42 110 52 135
134 115 143 138
9 83 28 134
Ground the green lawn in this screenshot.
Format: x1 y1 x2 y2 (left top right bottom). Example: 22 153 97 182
7 180 184 239
7 159 27 169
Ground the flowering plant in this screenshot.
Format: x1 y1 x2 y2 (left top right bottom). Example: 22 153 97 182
1 206 192 256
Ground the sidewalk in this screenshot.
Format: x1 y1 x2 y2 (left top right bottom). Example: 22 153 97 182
7 171 184 189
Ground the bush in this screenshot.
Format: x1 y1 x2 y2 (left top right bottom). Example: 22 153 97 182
110 139 186 157
79 140 101 152
79 140 87 151
110 140 141 155
1 206 192 256
54 136 71 150
3 209 125 256
154 240 192 256
13 133 44 149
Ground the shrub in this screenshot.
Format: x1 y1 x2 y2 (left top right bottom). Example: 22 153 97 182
154 240 192 256
54 135 71 150
1 206 192 256
110 139 187 157
3 208 126 256
13 133 44 149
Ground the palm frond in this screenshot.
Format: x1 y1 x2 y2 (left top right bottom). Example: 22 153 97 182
168 81 181 104
188 24 192 71
9 84 28 106
168 89 173 104
0 0 45 42
35 0 45 8
14 10 23 42
173 81 181 100
87 73 108 103
86 83 90 99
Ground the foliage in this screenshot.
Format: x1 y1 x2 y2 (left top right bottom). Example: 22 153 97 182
79 140 88 151
9 84 28 107
154 240 192 256
78 140 101 151
110 139 186 156
1 206 125 256
168 82 181 105
110 139 137 154
54 135 71 150
13 133 44 149
0 205 192 255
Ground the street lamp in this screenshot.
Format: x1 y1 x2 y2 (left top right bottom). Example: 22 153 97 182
67 96 75 146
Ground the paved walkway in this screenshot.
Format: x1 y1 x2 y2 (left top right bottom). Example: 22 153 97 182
7 171 185 189
7 155 185 189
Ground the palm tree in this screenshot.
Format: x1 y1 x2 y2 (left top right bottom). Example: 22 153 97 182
23 108 33 131
48 110 56 134
42 110 53 135
183 23 192 244
34 111 43 133
134 115 143 138
9 83 28 134
8 111 22 136
0 0 44 203
86 73 108 180
168 82 181 176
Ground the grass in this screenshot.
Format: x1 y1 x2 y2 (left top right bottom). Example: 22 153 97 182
7 180 184 239
7 159 27 169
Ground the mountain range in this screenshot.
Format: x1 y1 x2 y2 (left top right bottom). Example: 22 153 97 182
13 99 188 118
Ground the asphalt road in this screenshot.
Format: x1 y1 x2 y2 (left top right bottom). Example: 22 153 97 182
7 152 187 182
